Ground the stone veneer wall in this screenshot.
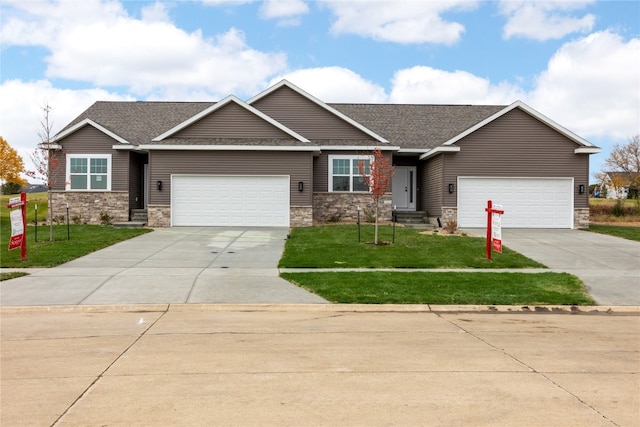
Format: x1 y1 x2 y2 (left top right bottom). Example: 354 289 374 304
148 205 171 227
574 208 589 229
290 206 313 227
440 207 458 226
312 192 392 222
49 191 128 224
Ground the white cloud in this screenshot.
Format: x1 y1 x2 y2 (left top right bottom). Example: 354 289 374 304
269 67 388 103
260 0 309 25
322 0 477 45
390 66 525 104
529 31 640 141
499 0 596 41
0 79 134 175
1 0 288 99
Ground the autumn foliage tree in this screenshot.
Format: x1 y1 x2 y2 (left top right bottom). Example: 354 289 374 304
0 136 27 194
359 148 395 245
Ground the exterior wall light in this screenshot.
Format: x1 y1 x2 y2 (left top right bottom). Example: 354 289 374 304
157 180 162 191
448 183 454 194
298 181 304 192
579 184 585 194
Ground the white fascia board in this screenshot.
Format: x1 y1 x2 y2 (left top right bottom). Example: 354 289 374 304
574 147 601 154
141 144 320 153
112 145 137 150
54 118 131 145
248 80 389 144
442 100 596 148
396 148 431 154
318 145 400 151
152 95 310 143
419 146 461 160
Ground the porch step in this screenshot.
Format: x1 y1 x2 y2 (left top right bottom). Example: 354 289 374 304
112 221 147 228
394 211 435 230
130 209 148 222
394 211 428 223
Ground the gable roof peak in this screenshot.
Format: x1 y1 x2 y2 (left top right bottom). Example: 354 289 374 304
248 79 388 144
152 93 310 143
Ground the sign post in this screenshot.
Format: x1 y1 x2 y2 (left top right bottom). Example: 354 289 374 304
485 200 504 260
7 192 27 261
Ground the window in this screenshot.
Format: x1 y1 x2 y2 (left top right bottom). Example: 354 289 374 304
329 155 371 192
66 154 111 191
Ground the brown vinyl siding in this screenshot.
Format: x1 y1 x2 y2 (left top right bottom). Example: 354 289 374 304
423 155 443 217
251 86 373 139
52 125 128 191
149 151 312 206
443 109 589 208
174 102 292 139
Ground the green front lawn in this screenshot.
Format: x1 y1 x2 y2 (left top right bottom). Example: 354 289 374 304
279 225 544 268
282 271 595 305
586 224 640 242
1 224 151 268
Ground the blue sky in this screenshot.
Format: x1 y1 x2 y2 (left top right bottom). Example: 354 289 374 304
1 0 638 182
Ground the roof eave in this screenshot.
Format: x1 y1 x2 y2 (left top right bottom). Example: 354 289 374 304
140 144 320 153
419 146 461 160
574 147 601 154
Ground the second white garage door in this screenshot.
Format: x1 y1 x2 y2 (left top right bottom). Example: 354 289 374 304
171 175 290 227
457 177 573 228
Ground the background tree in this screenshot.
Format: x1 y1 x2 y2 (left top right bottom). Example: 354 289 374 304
359 148 395 245
0 136 27 194
26 102 61 241
597 135 640 197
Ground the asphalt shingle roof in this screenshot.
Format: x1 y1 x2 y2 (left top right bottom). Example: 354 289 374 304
60 100 506 150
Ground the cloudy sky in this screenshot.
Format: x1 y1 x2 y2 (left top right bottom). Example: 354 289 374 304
1 0 638 182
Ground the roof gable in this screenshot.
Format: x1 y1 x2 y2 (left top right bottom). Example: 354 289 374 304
443 101 598 151
249 80 387 143
54 118 130 145
152 95 309 143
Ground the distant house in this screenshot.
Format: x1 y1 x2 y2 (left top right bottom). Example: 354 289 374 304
601 172 640 199
44 80 600 229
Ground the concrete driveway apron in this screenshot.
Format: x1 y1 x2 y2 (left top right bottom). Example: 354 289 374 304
485 229 640 306
0 227 328 306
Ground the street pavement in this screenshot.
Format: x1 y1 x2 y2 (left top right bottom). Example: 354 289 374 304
1 305 638 426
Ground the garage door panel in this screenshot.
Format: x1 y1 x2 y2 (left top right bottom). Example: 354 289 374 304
172 175 290 227
458 178 572 228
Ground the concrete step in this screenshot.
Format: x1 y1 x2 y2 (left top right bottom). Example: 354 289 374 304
113 221 147 228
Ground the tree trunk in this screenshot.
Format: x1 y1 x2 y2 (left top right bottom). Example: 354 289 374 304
48 188 53 241
374 197 379 244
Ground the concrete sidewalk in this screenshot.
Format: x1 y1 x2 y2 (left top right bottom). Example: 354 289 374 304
1 305 638 426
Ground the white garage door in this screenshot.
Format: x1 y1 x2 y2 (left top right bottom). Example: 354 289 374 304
457 177 573 228
171 175 290 227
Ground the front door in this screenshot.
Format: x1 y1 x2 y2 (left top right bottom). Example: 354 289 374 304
392 166 416 210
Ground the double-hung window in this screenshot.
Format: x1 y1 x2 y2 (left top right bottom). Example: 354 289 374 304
329 155 371 192
66 154 111 191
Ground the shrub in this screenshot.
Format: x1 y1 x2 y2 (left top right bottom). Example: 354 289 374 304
327 214 341 223
99 211 114 225
71 215 83 225
612 199 625 217
444 220 458 234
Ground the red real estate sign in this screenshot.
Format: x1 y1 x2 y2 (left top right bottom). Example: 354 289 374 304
491 205 503 253
7 192 27 261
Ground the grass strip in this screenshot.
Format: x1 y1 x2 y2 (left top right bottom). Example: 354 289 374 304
586 224 640 242
280 225 544 269
0 272 28 281
281 271 595 305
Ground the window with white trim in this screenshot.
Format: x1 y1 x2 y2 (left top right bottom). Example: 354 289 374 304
66 154 112 191
328 155 371 192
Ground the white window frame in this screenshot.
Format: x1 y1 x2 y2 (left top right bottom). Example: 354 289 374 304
66 154 112 191
328 154 372 192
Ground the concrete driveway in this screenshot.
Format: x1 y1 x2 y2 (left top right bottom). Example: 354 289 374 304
477 229 640 306
0 227 328 306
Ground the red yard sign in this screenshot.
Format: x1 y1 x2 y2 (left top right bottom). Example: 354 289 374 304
7 192 27 261
485 200 504 260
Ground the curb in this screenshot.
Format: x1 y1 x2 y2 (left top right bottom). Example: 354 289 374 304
1 304 638 315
